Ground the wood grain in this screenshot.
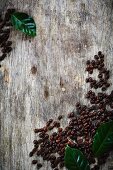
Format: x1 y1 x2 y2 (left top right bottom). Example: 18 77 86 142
0 0 113 169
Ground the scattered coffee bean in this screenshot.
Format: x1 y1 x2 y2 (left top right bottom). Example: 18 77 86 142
30 52 113 169
58 115 63 120
32 160 37 164
37 163 42 169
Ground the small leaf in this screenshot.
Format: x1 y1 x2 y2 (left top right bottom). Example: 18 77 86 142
11 12 36 37
92 121 113 157
64 145 90 170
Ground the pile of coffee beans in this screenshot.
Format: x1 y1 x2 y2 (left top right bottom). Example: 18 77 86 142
29 52 113 170
0 9 15 67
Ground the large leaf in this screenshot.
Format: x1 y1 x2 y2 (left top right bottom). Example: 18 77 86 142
92 121 113 157
64 145 90 170
11 12 36 37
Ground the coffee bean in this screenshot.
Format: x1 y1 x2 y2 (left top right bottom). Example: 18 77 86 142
86 60 90 65
29 147 37 157
98 51 102 56
102 86 107 91
98 73 103 79
33 140 39 145
37 163 42 169
105 83 110 88
53 121 60 128
29 151 34 157
94 165 100 170
86 78 89 83
94 55 99 60
32 160 37 164
76 102 81 107
37 139 43 144
0 54 7 61
34 128 44 133
59 161 64 168
58 115 63 120
91 60 96 65
100 63 104 68
68 112 74 118
39 132 45 138
4 9 15 22
48 126 54 130
1 40 12 48
89 70 93 74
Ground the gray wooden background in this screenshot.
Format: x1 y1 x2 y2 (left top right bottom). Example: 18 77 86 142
0 0 113 170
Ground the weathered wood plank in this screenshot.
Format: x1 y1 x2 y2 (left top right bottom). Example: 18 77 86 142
0 0 113 170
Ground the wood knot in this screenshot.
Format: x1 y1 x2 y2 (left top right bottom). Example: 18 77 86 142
44 86 49 99
31 66 37 75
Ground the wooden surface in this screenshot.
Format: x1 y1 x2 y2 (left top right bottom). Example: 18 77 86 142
0 0 113 170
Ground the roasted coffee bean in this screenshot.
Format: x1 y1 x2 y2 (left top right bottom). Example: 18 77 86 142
105 83 110 88
86 78 89 83
48 126 54 130
98 51 102 56
51 163 57 168
100 63 104 68
102 86 107 91
2 46 12 53
100 53 104 58
48 118 53 123
110 103 113 109
86 67 90 71
89 70 93 74
2 29 10 34
0 54 7 61
76 102 81 108
59 161 64 168
58 128 63 132
86 60 90 65
98 73 103 79
4 9 15 21
46 119 53 126
94 165 100 170
34 128 43 133
33 140 38 145
94 55 99 60
91 60 95 65
68 112 75 118
0 33 10 43
29 151 34 157
44 134 49 139
90 83 94 88
39 132 45 138
36 150 42 156
100 58 104 63
89 157 96 164
37 139 43 144
1 40 12 48
53 121 60 128
50 155 56 160
37 163 42 169
29 147 37 157
58 115 63 120
32 160 37 164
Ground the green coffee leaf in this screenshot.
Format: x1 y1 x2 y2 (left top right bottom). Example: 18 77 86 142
11 12 36 37
64 145 90 170
92 121 113 157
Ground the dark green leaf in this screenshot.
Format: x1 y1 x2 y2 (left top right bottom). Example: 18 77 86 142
92 121 113 157
64 145 90 170
11 12 36 37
